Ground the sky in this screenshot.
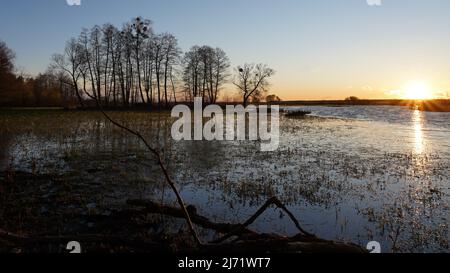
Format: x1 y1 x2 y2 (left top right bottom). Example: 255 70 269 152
1 0 450 100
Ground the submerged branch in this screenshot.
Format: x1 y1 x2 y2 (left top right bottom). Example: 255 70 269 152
127 199 259 238
213 196 315 244
127 198 366 253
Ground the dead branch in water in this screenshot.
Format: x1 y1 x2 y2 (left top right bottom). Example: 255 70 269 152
212 196 315 244
126 198 367 253
126 199 259 237
127 198 315 243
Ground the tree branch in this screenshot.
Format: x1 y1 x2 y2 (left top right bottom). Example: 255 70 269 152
213 197 315 244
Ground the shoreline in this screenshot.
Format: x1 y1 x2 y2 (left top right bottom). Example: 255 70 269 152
1 99 449 113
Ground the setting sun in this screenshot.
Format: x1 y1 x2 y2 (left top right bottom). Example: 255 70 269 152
403 81 433 100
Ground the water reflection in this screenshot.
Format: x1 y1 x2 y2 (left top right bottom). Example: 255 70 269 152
412 110 424 154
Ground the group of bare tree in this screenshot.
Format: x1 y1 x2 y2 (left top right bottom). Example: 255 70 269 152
51 17 233 109
1 17 276 109
182 45 230 104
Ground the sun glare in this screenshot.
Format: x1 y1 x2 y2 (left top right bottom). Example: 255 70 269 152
403 81 433 100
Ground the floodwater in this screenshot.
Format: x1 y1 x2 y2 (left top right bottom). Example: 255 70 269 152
0 106 449 252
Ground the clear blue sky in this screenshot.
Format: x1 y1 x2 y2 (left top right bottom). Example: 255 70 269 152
1 0 450 99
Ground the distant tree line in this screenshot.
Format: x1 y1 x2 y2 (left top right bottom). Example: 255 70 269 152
1 17 275 109
0 41 69 107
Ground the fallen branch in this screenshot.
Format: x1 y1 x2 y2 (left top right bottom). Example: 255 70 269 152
126 198 367 253
127 199 259 237
213 196 316 244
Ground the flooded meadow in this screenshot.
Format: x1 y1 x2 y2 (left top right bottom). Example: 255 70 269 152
0 106 449 253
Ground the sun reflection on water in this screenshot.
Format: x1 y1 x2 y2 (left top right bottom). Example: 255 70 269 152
413 110 424 154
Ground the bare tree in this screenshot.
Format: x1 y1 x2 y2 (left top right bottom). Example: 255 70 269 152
78 28 100 102
130 17 152 105
90 26 104 102
119 24 135 107
182 46 201 102
0 41 16 97
0 40 15 75
161 33 180 107
153 34 164 109
233 63 275 107
182 45 229 104
101 24 117 106
142 36 155 106
51 38 85 108
211 48 230 103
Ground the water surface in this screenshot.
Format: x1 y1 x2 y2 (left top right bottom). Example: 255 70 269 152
0 106 449 252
